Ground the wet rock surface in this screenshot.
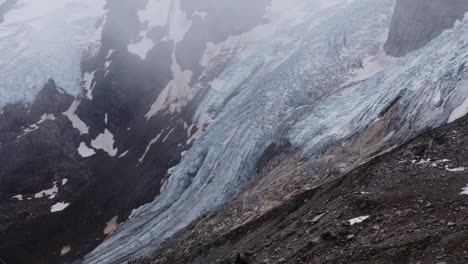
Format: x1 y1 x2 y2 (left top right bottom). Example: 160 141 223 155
132 115 468 264
384 0 468 57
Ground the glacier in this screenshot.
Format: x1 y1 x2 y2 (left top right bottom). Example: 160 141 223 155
0 0 106 107
85 0 398 262
82 0 466 263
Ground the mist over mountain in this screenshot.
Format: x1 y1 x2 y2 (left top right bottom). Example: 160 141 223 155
0 1 467 264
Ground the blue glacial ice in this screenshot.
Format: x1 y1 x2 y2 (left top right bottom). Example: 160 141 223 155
86 0 468 263
85 0 398 262
0 0 106 107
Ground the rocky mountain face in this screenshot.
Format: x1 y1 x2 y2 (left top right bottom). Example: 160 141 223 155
0 0 467 264
384 0 468 56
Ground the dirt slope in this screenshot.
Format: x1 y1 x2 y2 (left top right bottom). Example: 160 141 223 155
131 115 468 264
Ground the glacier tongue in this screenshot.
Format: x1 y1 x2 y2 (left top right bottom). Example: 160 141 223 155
0 0 106 107
86 0 468 263
85 0 398 263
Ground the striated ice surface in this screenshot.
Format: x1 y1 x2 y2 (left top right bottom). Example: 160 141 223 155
86 0 468 263
0 0 106 108
86 0 394 262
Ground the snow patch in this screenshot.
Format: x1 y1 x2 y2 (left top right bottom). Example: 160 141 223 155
437 159 451 163
91 129 118 157
129 0 192 60
146 55 193 118
17 113 56 138
138 133 162 163
34 182 59 199
445 166 466 172
119 150 129 158
104 216 119 235
461 184 468 195
50 202 70 213
82 71 97 100
63 100 89 135
349 215 370 225
128 38 154 60
78 142 96 158
60 245 71 256
12 194 23 201
412 159 431 165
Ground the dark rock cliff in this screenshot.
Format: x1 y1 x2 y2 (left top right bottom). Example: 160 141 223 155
384 0 468 57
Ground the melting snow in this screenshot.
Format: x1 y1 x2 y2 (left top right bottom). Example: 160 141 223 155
461 184 468 195
91 129 118 157
437 159 451 163
145 55 193 118
50 202 70 213
129 0 192 60
82 71 97 100
118 150 129 158
78 142 96 158
103 216 119 235
349 215 370 225
12 194 23 201
60 245 72 256
445 166 466 172
412 159 431 165
34 182 59 199
139 133 162 163
63 100 89 135
17 113 56 138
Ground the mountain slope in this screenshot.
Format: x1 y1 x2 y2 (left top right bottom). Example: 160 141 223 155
131 110 468 264
0 0 467 263
86 0 468 262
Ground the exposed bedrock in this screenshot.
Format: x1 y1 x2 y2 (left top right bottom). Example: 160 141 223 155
384 0 468 57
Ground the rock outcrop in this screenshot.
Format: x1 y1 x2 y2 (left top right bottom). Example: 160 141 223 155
384 0 468 57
